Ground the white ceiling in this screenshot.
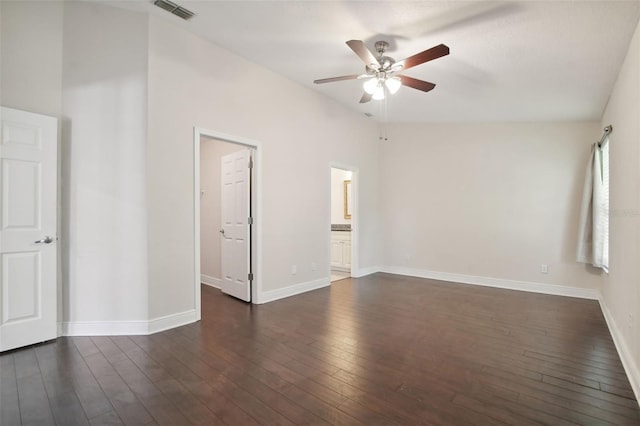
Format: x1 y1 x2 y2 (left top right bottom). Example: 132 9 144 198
107 0 640 123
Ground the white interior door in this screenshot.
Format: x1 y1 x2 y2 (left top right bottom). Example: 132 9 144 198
0 107 58 352
220 149 251 302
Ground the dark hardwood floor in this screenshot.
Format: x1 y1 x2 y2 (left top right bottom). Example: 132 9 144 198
2 273 639 425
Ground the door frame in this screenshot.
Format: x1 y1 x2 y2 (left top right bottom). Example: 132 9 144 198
329 163 359 277
193 127 262 317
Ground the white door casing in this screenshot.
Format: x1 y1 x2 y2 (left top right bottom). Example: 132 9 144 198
220 149 251 302
0 107 58 352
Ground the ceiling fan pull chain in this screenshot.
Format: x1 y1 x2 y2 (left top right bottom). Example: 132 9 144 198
384 97 389 141
377 96 389 141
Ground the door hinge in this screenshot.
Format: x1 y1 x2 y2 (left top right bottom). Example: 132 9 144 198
248 157 253 169
248 217 254 225
248 273 254 281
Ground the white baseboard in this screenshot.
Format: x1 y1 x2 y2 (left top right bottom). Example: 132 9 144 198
201 274 221 289
62 320 149 336
258 277 330 304
148 309 198 334
379 266 600 300
352 265 380 278
599 299 640 403
62 309 198 336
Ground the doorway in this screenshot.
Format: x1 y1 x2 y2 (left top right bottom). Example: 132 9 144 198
330 167 353 282
193 128 261 317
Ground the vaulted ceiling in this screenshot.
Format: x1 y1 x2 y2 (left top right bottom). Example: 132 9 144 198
108 0 640 123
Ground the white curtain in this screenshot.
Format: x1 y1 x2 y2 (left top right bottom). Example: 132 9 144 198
577 140 609 271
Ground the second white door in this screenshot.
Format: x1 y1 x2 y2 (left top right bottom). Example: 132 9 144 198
220 149 251 302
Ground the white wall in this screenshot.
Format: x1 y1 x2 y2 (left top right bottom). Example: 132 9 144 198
1 2 380 329
600 18 640 398
331 168 352 225
200 138 244 284
61 2 149 324
1 0 64 325
147 16 379 316
380 122 603 292
0 1 63 117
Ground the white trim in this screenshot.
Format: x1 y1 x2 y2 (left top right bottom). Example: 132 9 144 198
193 127 263 312
352 265 380 278
61 310 198 336
379 266 600 300
259 278 330 304
148 309 198 334
201 274 221 289
62 320 149 336
194 127 202 320
599 298 640 403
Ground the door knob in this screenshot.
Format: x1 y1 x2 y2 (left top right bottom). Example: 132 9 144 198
219 229 225 235
34 236 54 244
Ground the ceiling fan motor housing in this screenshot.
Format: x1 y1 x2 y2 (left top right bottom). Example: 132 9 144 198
374 40 389 55
378 56 395 70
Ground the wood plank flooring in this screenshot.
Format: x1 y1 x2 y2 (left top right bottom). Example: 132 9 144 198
2 273 639 425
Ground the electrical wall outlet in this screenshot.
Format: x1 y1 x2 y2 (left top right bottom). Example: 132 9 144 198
291 265 297 275
541 264 548 274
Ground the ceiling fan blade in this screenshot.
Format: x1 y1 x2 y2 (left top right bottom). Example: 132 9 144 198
399 76 436 93
314 74 363 84
359 92 372 104
398 44 450 71
346 40 380 69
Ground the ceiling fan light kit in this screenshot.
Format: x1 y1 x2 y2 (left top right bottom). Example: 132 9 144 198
314 39 450 103
372 83 385 100
363 77 379 94
385 77 402 94
363 75 401 100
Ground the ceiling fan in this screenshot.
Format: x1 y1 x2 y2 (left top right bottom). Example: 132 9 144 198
314 40 450 103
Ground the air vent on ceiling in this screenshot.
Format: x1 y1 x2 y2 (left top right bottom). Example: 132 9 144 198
153 0 195 20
